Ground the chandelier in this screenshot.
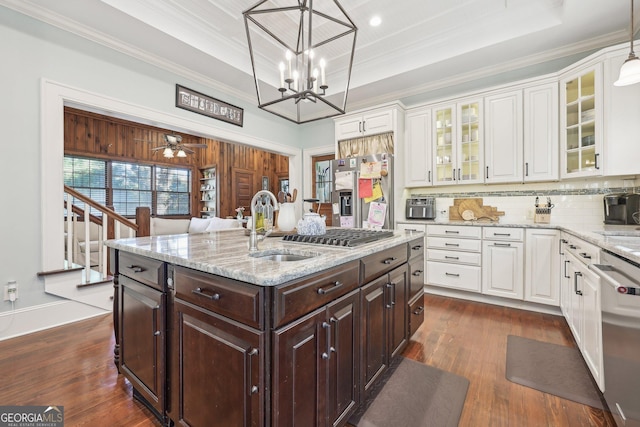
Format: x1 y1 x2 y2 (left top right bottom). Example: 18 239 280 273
243 0 357 124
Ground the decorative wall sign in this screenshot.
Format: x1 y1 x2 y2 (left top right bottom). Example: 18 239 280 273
175 84 243 127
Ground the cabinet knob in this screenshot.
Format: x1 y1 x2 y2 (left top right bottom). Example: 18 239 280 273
251 386 259 394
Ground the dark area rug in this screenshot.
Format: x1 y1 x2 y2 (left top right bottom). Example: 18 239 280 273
506 335 604 409
348 356 469 427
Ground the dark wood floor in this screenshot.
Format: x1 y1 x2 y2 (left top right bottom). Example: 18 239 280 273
0 294 615 426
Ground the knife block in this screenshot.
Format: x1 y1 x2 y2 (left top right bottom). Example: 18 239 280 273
534 208 551 224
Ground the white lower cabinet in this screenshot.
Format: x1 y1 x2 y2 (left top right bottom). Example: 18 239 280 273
524 229 560 306
426 224 482 292
482 228 524 300
563 235 603 390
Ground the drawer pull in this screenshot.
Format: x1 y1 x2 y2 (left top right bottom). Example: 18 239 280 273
493 233 511 237
413 306 425 315
382 257 398 265
412 270 423 276
445 243 459 247
444 256 459 260
493 243 511 247
192 287 220 301
445 272 460 277
444 230 460 234
569 245 577 249
126 265 145 273
579 252 592 259
411 245 423 251
317 281 343 295
574 271 583 296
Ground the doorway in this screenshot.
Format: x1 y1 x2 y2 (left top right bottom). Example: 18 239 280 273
311 154 334 226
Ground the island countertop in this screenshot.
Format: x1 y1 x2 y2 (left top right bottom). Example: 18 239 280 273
105 228 424 286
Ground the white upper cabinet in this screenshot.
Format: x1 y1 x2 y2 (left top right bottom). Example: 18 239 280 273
560 63 603 178
524 82 559 182
602 51 640 177
335 108 395 141
404 108 433 187
432 99 483 186
484 90 523 183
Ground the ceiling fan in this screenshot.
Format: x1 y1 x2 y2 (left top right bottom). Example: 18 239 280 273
150 133 207 158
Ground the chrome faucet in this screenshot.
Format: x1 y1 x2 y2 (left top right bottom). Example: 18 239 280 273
249 190 279 252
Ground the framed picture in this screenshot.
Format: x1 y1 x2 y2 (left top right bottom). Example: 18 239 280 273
262 176 269 191
175 84 244 127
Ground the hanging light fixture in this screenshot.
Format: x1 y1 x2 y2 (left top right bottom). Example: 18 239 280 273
615 0 640 86
176 149 187 158
163 147 174 158
243 0 357 124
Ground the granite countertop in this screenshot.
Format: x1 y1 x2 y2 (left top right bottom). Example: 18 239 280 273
398 219 640 264
105 229 423 287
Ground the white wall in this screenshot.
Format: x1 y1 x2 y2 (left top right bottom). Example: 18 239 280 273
0 6 335 317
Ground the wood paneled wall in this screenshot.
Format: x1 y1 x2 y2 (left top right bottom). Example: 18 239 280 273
64 107 289 218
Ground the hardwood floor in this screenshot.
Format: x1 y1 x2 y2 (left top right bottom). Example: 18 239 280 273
0 294 615 427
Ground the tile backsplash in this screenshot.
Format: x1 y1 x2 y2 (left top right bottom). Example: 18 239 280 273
406 176 638 227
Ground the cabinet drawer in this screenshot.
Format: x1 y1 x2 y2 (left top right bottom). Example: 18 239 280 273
426 261 481 292
273 261 359 328
565 236 600 264
409 258 425 299
408 293 425 338
427 225 481 239
427 249 481 266
483 227 524 241
173 266 263 329
397 223 427 233
361 244 408 284
119 251 165 290
408 237 425 262
427 237 482 252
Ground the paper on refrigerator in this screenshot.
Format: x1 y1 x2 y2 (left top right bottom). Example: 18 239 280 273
334 171 353 190
367 202 387 228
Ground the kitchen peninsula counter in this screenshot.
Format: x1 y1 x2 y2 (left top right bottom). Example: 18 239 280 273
105 228 422 286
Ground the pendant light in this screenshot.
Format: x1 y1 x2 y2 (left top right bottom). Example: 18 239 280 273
615 0 640 86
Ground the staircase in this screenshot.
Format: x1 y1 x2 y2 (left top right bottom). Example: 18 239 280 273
38 186 144 311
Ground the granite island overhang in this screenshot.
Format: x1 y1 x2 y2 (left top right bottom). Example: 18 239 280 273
105 227 424 286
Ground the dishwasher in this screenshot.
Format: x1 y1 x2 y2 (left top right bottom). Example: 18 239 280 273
591 250 640 427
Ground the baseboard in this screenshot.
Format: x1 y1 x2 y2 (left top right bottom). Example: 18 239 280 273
0 300 110 341
423 286 562 316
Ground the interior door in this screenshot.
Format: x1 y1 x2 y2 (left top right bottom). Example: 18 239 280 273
232 168 255 214
312 154 334 226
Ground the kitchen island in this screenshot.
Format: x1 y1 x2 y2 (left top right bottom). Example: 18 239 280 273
106 228 425 427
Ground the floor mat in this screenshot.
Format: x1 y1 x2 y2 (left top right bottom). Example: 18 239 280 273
506 335 604 409
349 356 469 427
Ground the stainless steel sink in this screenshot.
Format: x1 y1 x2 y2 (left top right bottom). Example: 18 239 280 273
249 250 319 262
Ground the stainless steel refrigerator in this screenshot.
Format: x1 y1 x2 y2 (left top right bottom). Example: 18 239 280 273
331 153 394 229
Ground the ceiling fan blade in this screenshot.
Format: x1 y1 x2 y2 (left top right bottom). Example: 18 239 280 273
150 146 165 151
180 146 195 154
182 143 208 148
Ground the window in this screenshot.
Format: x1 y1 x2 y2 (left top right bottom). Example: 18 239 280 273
64 156 191 217
156 166 190 215
63 157 107 215
111 162 152 216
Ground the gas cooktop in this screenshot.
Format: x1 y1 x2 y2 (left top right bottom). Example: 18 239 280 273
282 228 394 247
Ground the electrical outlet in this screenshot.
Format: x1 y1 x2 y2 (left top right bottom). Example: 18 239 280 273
4 281 17 302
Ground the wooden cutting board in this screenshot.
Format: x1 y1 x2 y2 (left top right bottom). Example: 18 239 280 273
449 198 483 220
449 198 505 221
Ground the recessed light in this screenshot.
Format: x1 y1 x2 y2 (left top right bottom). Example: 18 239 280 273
369 16 381 27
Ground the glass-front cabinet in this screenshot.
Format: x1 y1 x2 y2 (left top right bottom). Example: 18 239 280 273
432 99 483 186
560 64 602 178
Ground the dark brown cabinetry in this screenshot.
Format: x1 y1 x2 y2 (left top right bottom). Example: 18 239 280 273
407 237 425 337
168 266 265 427
359 246 409 397
272 262 360 427
114 237 424 427
117 252 167 422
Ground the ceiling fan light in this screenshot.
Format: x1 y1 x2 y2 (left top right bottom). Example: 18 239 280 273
163 147 174 158
614 54 640 86
176 149 187 158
